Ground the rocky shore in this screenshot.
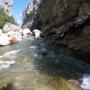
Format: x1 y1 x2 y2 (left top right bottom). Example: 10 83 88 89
0 23 34 46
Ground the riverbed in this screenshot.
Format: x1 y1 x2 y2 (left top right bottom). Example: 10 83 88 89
0 37 90 90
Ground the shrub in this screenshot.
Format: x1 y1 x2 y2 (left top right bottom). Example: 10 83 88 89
0 8 16 28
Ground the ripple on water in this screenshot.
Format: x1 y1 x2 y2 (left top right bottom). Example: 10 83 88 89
0 38 90 90
0 60 16 69
0 50 20 70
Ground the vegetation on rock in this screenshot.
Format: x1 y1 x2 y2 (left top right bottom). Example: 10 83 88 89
0 8 16 28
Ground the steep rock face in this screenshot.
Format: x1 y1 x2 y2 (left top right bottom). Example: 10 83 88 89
22 0 41 29
23 0 90 62
0 0 13 16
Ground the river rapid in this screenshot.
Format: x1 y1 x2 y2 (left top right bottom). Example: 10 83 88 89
0 37 90 90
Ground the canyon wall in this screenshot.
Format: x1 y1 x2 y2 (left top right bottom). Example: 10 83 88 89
23 0 90 61
0 0 13 16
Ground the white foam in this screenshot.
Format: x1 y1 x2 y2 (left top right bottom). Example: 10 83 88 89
81 74 90 90
0 50 20 59
29 46 37 49
33 54 38 57
0 60 16 69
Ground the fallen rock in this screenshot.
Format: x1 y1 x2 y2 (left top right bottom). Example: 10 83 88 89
33 29 41 39
22 28 32 38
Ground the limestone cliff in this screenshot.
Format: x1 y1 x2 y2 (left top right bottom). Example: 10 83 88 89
0 0 13 16
23 0 90 62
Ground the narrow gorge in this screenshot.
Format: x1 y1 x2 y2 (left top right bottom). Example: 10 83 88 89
0 0 90 90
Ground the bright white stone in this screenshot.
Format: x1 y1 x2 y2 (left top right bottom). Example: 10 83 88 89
33 29 41 39
0 34 10 46
22 28 32 38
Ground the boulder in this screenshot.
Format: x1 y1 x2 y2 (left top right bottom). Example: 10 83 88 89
3 23 22 33
0 32 22 46
22 28 32 38
6 31 22 42
33 29 41 39
0 34 10 46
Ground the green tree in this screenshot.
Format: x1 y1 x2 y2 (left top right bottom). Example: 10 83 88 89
0 8 16 28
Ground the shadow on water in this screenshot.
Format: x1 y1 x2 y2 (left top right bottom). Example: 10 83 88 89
29 39 90 79
0 38 90 90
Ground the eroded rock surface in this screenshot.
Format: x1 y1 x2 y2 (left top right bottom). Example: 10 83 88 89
23 0 90 62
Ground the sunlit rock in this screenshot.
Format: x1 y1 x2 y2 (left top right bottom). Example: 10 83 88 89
3 23 22 33
22 28 33 38
33 29 41 39
0 34 10 46
7 31 22 42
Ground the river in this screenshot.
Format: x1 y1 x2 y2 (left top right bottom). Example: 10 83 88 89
0 37 90 90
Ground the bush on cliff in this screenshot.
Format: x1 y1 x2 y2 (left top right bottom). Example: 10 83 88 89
0 8 16 28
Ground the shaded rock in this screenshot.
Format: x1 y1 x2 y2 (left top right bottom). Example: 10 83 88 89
41 48 48 56
23 0 90 63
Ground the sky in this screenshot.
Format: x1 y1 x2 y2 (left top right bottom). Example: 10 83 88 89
13 0 32 24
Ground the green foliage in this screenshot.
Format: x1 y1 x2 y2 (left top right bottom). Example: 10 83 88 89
0 8 16 28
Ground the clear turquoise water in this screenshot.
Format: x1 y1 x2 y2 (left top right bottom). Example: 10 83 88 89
0 38 90 90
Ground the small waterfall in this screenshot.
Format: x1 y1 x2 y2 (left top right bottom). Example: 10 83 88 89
81 74 90 90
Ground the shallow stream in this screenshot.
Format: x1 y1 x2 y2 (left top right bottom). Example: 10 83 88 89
0 38 90 90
